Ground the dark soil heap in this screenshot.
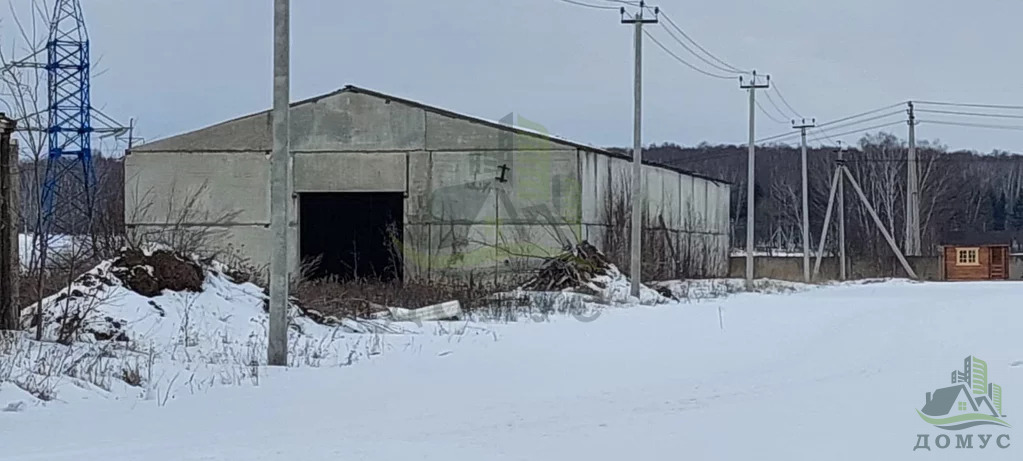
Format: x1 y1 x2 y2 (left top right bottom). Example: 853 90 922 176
110 249 205 297
520 241 614 292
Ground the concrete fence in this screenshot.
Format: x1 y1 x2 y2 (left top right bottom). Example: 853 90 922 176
729 255 943 282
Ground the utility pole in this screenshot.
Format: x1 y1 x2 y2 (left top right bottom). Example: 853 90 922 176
739 71 769 287
793 118 816 282
812 140 916 281
127 118 136 151
0 114 18 331
268 0 290 366
905 102 921 256
621 1 658 297
836 142 847 280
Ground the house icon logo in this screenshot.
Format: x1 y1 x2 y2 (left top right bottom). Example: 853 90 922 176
917 356 1010 430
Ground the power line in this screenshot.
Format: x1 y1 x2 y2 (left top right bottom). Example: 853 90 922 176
643 29 734 79
920 119 1023 131
760 119 905 144
816 120 905 140
556 0 620 10
771 82 803 119
813 126 839 145
816 102 906 129
808 129 831 146
915 100 1023 111
757 110 903 143
656 18 743 75
916 108 1023 120
763 90 793 122
815 110 904 133
658 11 748 74
755 98 787 124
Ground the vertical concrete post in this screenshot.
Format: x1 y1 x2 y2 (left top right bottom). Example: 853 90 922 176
906 102 920 256
621 2 658 297
0 114 19 330
268 0 290 366
629 17 644 297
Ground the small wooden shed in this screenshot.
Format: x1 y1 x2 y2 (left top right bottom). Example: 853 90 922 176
940 231 1016 281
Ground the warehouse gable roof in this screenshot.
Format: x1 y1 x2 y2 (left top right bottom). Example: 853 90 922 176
135 85 728 184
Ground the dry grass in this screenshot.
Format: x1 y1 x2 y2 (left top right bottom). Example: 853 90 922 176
293 275 511 319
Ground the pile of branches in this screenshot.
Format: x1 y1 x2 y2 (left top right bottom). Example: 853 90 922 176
520 241 614 292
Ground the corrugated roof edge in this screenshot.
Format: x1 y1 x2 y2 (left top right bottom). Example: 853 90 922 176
134 84 729 185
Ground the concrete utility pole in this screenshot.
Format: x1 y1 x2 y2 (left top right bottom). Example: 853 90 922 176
905 102 921 256
739 71 769 287
812 142 917 281
0 114 18 331
836 142 847 280
621 1 658 297
268 0 291 366
793 118 816 282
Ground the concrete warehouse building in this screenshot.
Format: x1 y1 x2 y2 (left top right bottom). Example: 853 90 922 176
127 86 730 282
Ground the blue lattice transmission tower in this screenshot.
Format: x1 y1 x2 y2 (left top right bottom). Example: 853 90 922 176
5 0 127 253
40 0 94 236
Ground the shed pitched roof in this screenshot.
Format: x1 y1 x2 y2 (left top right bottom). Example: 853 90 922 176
940 230 1017 246
134 85 729 185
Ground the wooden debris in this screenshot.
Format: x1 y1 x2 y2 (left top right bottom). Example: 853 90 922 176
519 241 614 292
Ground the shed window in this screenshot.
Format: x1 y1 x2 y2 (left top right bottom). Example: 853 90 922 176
956 248 979 266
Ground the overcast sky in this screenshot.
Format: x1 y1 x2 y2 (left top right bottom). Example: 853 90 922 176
6 0 1023 152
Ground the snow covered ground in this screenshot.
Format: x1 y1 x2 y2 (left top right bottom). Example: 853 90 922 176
3 280 1023 460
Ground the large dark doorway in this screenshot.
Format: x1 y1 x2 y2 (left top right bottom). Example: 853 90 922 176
299 193 404 281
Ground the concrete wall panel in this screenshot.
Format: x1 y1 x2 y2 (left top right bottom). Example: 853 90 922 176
406 151 432 223
497 224 580 280
425 112 565 152
125 151 269 225
581 151 613 225
499 150 580 225
661 169 681 229
427 152 500 223
427 223 497 280
293 152 406 192
584 224 607 249
134 114 271 152
579 150 599 224
679 174 694 231
705 179 718 234
644 167 664 224
691 177 708 231
402 223 432 280
290 92 425 152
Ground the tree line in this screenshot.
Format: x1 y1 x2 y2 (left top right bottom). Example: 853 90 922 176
643 132 1023 259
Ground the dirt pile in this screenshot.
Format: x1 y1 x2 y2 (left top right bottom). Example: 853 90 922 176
110 249 204 297
520 241 615 292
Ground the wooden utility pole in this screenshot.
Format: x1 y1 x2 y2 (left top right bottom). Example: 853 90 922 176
621 1 658 297
1 113 18 330
268 0 291 366
739 71 769 287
